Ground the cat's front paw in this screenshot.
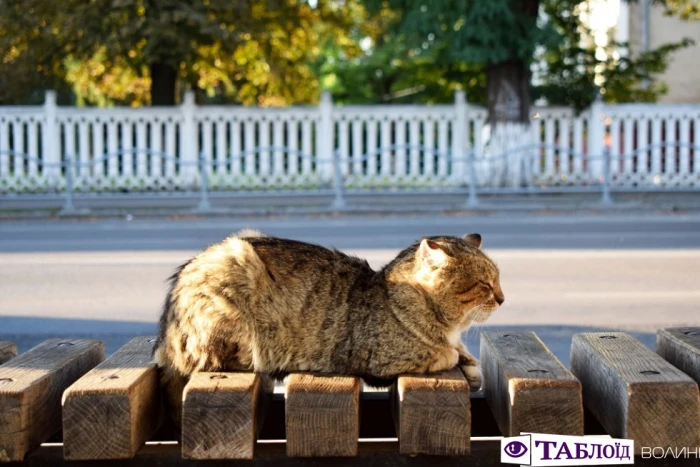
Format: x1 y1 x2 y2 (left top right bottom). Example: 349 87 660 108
460 363 481 391
427 347 459 373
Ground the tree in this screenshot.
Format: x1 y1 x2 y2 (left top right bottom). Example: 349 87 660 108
358 0 556 123
0 0 342 106
326 0 693 119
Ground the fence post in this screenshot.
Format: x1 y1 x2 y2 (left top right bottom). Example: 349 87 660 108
454 90 468 180
320 91 344 209
180 91 198 184
319 91 334 179
60 155 76 214
197 151 212 212
601 145 614 206
43 91 60 184
588 91 606 179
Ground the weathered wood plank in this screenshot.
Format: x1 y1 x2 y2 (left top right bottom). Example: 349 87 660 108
62 336 160 460
481 331 583 437
0 339 104 462
392 367 470 455
182 372 273 459
0 343 17 366
285 374 360 457
657 327 700 384
571 332 700 453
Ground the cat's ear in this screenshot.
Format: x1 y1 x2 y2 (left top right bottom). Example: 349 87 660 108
463 233 482 249
419 239 448 267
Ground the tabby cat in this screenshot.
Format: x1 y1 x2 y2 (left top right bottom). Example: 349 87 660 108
154 230 503 424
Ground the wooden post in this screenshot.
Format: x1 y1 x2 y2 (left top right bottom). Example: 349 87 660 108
392 367 471 456
571 332 700 453
0 339 104 462
285 374 360 457
480 331 583 437
0 343 17 366
182 372 273 460
62 337 160 460
657 327 700 384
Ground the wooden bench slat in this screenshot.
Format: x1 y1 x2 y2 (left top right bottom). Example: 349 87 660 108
657 327 700 384
392 367 471 456
285 374 360 457
571 332 700 453
481 331 583 437
182 372 273 460
0 338 104 462
0 343 17 366
62 336 159 460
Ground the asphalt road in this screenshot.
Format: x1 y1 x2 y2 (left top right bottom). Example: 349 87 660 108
1 213 699 363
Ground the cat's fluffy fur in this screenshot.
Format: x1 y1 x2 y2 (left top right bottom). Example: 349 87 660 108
154 230 503 425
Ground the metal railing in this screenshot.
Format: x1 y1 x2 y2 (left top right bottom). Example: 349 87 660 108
1 141 698 214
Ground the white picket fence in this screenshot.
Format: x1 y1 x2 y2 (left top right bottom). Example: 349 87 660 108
1 91 699 195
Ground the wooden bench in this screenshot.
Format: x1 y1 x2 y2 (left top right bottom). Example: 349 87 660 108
0 327 699 465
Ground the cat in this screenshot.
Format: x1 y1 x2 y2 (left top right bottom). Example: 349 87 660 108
154 229 504 426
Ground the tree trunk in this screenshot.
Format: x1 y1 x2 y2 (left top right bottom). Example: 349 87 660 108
486 60 531 124
486 0 539 124
150 62 178 106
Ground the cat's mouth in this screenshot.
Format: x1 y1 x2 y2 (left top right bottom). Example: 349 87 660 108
463 302 500 324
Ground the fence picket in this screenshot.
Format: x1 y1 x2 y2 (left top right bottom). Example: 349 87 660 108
651 117 662 176
352 118 363 176
623 118 634 173
29 119 40 176
288 119 299 176
409 118 420 177
367 118 378 176
122 120 133 177
273 118 284 177
380 118 391 176
679 117 690 175
637 118 649 175
151 120 163 178
424 119 435 177
665 117 677 174
301 118 312 175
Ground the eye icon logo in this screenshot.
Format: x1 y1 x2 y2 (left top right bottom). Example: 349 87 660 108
504 440 528 458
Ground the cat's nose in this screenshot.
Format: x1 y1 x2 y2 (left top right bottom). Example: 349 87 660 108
495 294 505 305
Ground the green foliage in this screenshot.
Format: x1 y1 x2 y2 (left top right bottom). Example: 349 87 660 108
324 0 693 109
534 0 694 111
0 0 349 105
0 0 695 107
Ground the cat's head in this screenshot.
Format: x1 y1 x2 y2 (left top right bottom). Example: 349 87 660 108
414 234 504 327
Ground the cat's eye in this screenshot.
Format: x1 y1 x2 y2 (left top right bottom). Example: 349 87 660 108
457 281 491 295
456 283 479 295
